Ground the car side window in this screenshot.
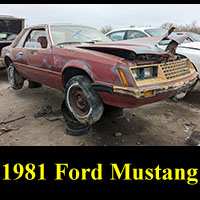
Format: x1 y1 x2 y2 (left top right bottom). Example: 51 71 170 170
107 31 126 41
15 30 30 48
24 29 48 49
126 30 147 40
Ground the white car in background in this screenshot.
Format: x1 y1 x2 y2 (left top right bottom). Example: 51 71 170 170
176 32 200 42
106 27 200 75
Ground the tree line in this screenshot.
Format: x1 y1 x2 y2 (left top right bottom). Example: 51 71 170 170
100 21 200 34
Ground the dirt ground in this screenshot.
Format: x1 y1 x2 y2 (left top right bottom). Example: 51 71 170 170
0 69 200 146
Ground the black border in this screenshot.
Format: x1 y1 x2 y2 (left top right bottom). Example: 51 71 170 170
1 3 200 194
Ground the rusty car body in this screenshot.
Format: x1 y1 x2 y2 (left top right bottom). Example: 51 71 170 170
1 24 199 135
0 15 25 68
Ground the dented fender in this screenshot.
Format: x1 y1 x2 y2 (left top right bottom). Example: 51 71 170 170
61 59 97 81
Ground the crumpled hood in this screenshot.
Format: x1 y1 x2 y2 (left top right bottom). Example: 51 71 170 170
80 27 187 55
79 40 167 55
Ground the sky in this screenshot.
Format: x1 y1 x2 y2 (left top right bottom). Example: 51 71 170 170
1 4 200 30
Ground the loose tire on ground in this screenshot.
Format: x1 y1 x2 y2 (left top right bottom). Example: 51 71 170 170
64 75 104 125
61 101 90 136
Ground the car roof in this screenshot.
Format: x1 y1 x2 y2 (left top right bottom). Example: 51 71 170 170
106 27 159 35
0 15 24 20
176 31 200 35
25 23 96 30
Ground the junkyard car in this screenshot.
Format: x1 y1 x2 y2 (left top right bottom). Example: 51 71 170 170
176 32 200 42
1 24 199 135
0 15 24 68
106 27 200 75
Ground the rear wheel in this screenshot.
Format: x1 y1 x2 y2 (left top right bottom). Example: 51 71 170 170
7 63 24 90
64 75 104 125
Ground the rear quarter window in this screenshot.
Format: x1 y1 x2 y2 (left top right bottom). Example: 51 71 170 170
15 29 30 48
107 31 126 41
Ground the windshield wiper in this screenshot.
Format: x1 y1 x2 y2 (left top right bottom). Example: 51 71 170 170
82 41 95 44
57 42 82 46
83 40 103 44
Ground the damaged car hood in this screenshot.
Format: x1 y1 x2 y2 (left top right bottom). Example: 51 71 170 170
79 40 166 55
79 27 187 56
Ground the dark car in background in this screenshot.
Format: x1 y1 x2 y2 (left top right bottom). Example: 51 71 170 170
0 15 24 68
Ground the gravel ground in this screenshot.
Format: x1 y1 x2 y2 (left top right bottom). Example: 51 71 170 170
0 69 200 146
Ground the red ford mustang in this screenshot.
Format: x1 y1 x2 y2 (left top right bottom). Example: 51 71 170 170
1 24 199 135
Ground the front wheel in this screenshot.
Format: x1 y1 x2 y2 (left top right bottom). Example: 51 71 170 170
7 63 24 90
64 75 104 125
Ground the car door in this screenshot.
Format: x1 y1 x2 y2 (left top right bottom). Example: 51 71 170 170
22 27 53 85
10 29 30 74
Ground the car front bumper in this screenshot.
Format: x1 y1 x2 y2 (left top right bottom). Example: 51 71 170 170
112 74 198 99
93 71 199 108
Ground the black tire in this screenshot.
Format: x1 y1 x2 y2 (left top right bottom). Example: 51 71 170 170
65 75 104 125
7 63 24 90
28 80 42 88
0 67 6 71
103 104 124 118
61 101 90 136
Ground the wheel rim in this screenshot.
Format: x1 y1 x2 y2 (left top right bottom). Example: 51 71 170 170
68 86 90 116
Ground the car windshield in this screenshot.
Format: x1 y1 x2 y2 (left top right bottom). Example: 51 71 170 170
145 28 171 45
145 28 168 37
145 28 193 46
50 25 112 46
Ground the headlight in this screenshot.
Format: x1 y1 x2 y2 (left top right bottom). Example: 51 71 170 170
144 67 154 78
131 66 158 81
132 69 140 80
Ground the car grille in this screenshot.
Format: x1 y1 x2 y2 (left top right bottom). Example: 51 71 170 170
160 59 190 80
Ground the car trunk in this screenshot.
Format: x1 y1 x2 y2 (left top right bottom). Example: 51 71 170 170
0 41 12 52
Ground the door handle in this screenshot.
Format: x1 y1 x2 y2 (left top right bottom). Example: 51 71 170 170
19 51 24 55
